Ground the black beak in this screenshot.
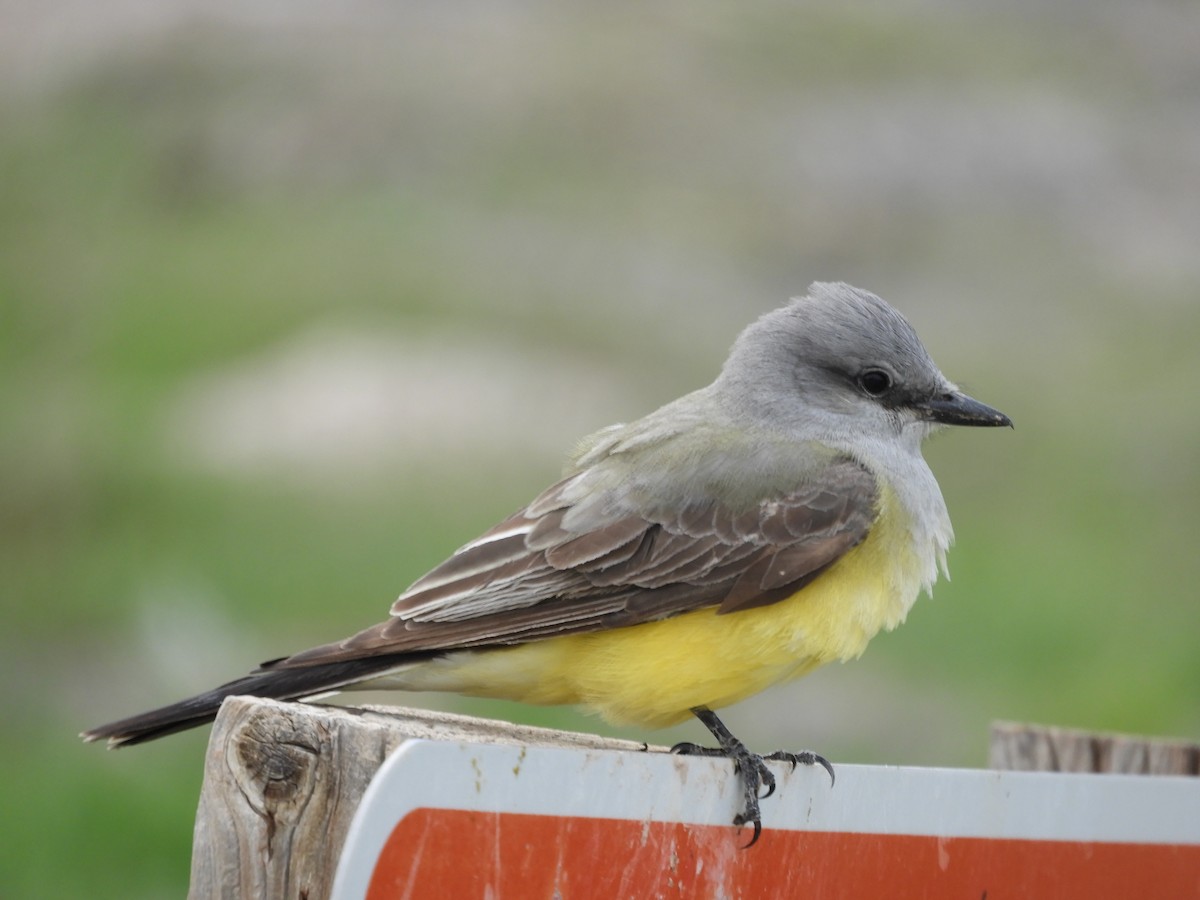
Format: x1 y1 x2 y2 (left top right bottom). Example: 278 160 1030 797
917 391 1012 428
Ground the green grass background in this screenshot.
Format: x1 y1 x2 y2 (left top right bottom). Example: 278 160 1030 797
2 3 1198 896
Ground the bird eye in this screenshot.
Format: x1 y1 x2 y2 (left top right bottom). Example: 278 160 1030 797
858 369 892 397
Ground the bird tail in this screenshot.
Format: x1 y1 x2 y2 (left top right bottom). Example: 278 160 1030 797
81 656 414 748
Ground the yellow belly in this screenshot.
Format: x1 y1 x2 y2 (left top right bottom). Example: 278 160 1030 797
395 487 924 728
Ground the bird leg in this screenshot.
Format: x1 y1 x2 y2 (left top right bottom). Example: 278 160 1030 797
670 706 834 847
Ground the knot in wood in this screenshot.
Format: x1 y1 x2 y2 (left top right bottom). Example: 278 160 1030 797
232 712 325 809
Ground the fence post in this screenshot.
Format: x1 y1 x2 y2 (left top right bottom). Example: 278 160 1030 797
989 720 1200 775
187 696 649 900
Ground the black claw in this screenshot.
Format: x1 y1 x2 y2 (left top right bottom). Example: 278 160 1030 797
759 765 777 799
819 755 836 786
741 817 763 849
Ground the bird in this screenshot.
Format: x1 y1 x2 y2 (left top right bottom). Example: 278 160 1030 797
84 282 1011 845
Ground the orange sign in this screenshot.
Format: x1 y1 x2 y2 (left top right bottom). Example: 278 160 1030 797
367 809 1200 899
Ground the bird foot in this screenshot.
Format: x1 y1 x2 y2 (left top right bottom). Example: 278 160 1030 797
672 708 834 848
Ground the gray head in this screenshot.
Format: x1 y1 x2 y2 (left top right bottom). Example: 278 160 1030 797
713 282 1010 443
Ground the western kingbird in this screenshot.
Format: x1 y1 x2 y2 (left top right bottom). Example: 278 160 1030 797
85 282 1010 844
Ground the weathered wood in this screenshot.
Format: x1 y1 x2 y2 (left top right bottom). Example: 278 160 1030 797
187 697 656 900
989 721 1200 775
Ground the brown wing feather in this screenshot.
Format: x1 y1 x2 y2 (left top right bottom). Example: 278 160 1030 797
277 458 878 669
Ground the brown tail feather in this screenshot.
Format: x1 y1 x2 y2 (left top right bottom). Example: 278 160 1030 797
81 656 415 748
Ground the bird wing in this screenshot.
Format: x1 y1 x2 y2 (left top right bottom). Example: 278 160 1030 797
277 453 878 667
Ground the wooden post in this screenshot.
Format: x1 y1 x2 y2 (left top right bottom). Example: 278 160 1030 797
989 721 1200 775
187 696 654 900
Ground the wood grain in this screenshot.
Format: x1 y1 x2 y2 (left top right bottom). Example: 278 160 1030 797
187 697 653 900
989 721 1200 775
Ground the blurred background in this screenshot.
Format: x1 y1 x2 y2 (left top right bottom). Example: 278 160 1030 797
3 0 1198 895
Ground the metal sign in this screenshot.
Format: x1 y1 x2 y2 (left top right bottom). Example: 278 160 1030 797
333 740 1200 899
